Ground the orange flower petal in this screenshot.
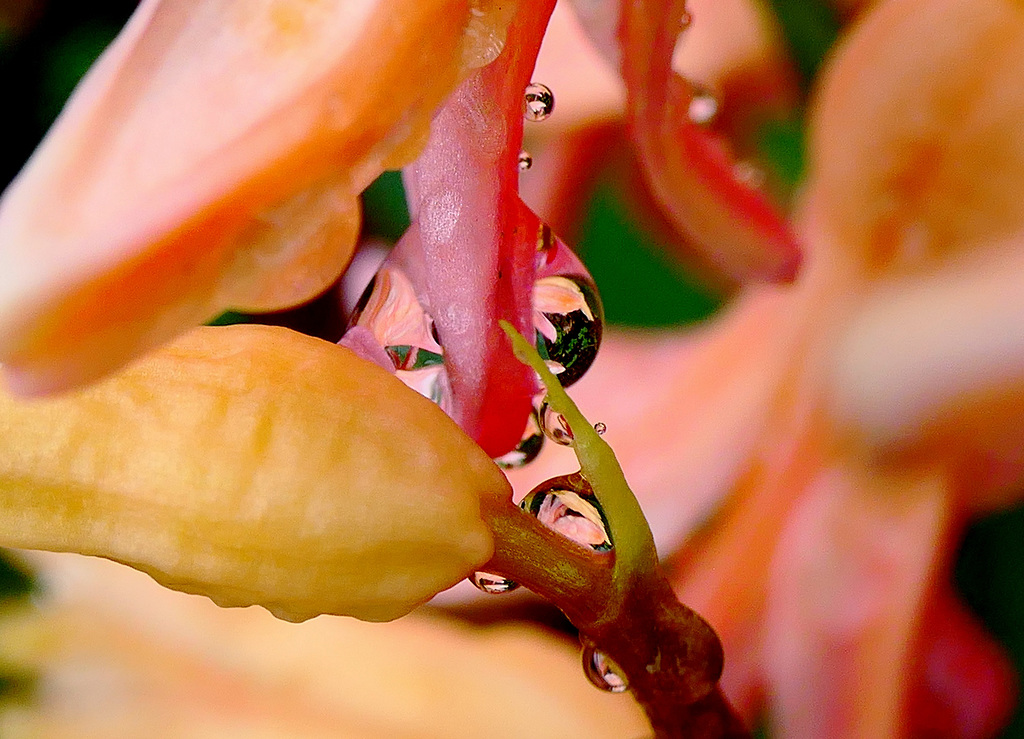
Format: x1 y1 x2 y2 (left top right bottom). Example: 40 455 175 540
0 0 515 395
0 324 510 622
808 0 1024 270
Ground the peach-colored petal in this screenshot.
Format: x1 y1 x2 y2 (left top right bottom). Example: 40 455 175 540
808 0 1024 270
0 0 516 395
0 324 510 622
828 238 1024 510
764 464 950 738
0 554 649 738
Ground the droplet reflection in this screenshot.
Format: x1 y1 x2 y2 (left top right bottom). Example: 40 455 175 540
520 474 612 552
523 82 554 121
582 646 629 693
533 275 603 387
538 400 574 446
470 571 519 594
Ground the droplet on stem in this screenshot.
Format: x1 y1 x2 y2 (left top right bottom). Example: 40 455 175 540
593 421 607 435
538 399 574 445
582 645 629 693
523 82 554 121
470 571 519 594
520 474 612 552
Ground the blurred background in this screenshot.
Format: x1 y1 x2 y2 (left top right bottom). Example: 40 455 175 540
1 1 1023 735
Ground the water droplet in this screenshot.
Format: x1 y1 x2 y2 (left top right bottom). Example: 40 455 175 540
733 160 766 189
680 9 693 28
518 150 533 170
582 646 629 693
536 223 555 254
520 474 612 551
470 571 519 594
523 82 554 122
538 400 574 446
688 87 719 127
347 266 452 412
593 422 607 435
533 275 603 387
495 407 545 469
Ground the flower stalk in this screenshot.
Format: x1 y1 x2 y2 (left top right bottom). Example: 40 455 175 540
480 323 749 738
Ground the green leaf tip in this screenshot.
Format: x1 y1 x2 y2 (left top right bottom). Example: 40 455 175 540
500 320 659 584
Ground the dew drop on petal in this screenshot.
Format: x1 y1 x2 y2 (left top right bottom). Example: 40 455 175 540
680 9 693 28
593 421 607 435
470 571 520 594
347 266 452 412
533 275 603 387
538 399 574 446
523 82 554 121
495 406 545 469
518 150 533 170
520 475 612 551
582 645 629 693
688 87 719 127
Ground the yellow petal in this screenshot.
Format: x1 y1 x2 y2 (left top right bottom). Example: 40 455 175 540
0 554 649 738
0 0 515 395
0 324 509 622
808 0 1024 270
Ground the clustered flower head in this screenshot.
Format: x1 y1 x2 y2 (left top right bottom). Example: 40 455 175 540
1 0 1024 736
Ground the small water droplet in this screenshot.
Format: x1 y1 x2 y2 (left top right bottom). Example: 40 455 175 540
523 82 554 122
583 646 629 693
533 275 603 387
495 407 545 469
470 571 519 594
680 9 693 28
688 87 719 127
518 150 533 170
520 474 612 551
539 400 574 446
733 160 766 189
593 422 607 435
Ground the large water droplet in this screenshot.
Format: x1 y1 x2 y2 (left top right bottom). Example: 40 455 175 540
495 407 545 469
582 645 629 693
533 275 603 387
538 400 574 446
470 571 519 594
520 474 612 551
518 150 533 170
348 267 452 412
523 82 554 121
688 87 719 127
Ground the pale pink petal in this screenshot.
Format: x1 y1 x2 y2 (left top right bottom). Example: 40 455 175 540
764 464 950 738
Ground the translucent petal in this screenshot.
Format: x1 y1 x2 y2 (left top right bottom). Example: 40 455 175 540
0 0 514 394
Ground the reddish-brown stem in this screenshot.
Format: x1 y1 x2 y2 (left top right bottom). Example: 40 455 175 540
480 495 751 738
